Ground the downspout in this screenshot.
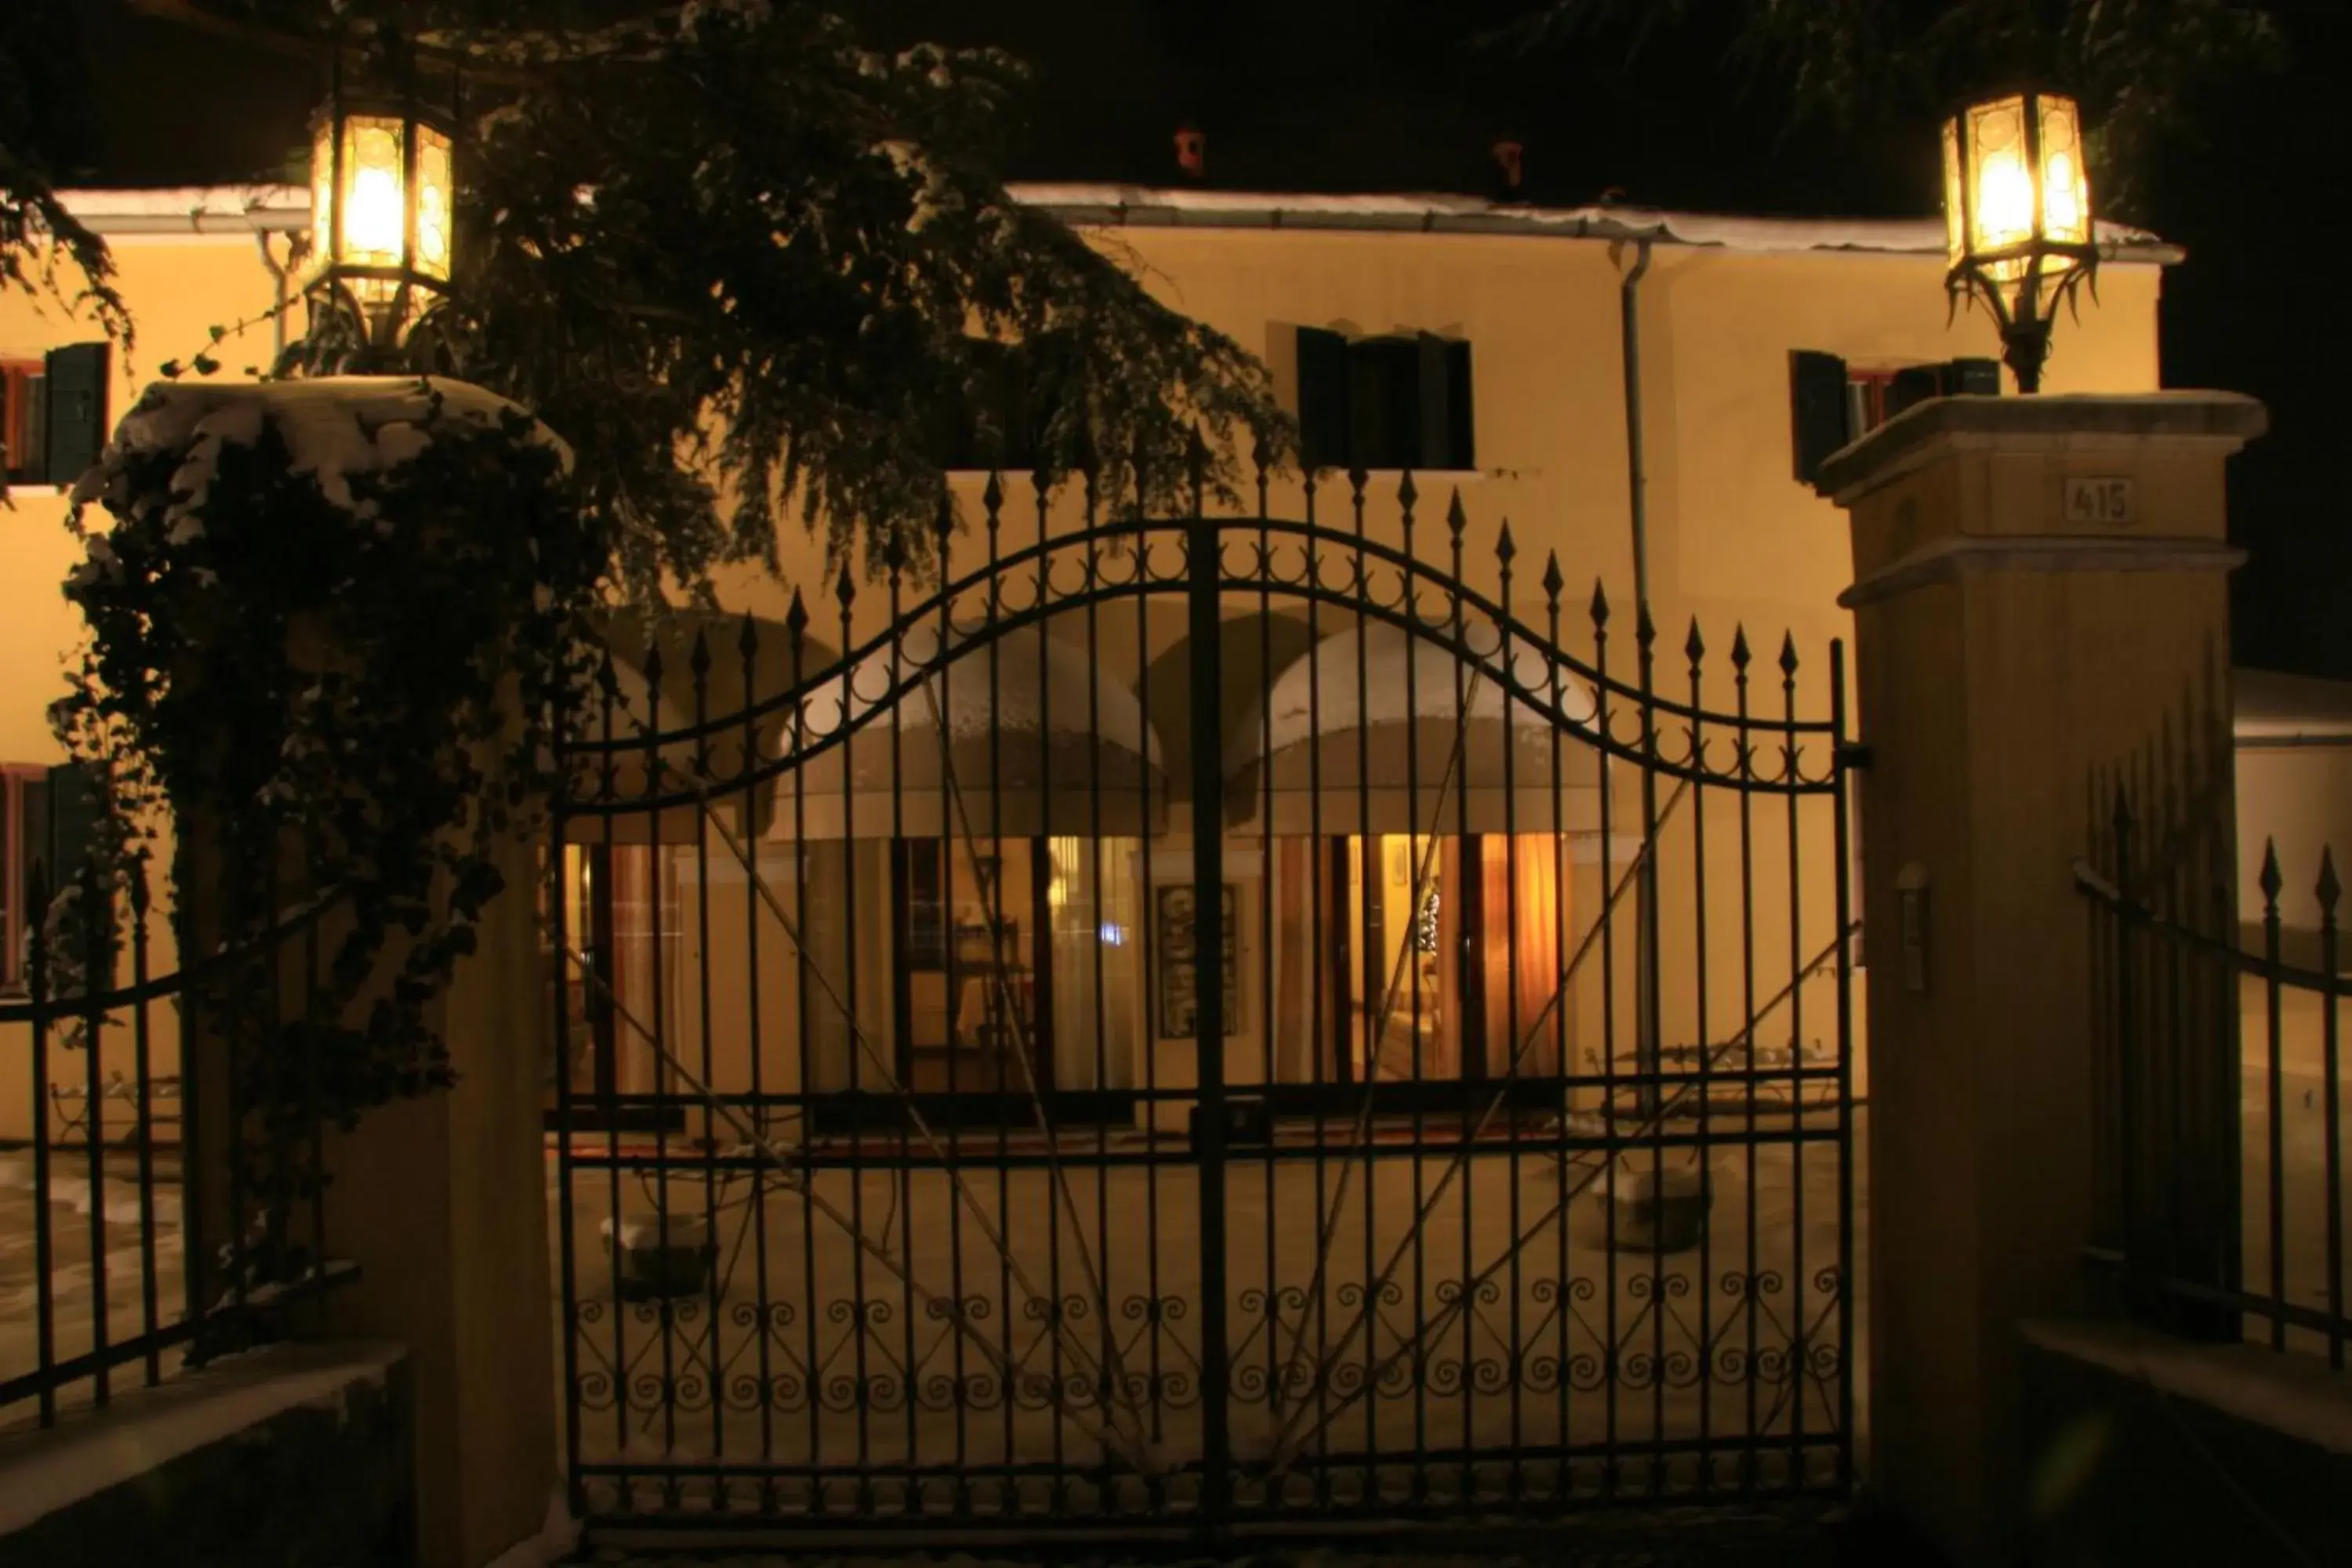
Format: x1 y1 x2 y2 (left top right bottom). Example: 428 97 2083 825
1618 237 1661 1093
1620 237 1654 613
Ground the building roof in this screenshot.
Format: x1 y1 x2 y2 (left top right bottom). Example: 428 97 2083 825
2235 668 2352 743
55 183 2183 264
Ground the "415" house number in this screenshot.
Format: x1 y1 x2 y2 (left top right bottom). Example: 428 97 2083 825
2063 475 2136 526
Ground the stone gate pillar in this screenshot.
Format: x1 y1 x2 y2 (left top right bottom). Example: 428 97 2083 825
1813 394 2265 1566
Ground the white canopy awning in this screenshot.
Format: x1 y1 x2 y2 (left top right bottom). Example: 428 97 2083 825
1225 622 1611 835
766 621 1167 840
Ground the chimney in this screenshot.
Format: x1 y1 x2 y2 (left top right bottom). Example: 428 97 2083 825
1490 135 1525 203
1174 122 1207 180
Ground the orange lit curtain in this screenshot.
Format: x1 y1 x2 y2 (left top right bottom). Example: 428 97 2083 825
604 846 679 1094
1478 835 1565 1077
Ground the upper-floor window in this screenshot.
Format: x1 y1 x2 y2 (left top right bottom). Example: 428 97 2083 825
1789 350 2000 486
1 343 109 487
1297 326 1475 474
930 334 1082 475
0 760 110 995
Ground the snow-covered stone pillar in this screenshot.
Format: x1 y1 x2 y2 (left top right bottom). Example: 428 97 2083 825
82 377 565 1568
1815 394 2264 1566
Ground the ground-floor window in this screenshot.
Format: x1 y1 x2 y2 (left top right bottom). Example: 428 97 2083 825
1267 833 1568 1091
545 842 681 1128
891 833 1142 1097
544 829 1570 1126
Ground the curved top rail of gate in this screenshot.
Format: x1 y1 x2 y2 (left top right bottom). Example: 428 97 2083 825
556 481 1849 818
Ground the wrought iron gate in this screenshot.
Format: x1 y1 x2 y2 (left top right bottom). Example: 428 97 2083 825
549 461 1858 1541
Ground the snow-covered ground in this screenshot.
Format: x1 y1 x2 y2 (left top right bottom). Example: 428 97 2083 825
0 1148 187 1435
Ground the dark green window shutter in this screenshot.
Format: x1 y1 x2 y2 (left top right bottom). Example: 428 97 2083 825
1295 326 1351 471
1788 350 1850 485
1886 365 1943 424
1348 336 1420 470
1444 338 1474 470
1942 358 2002 397
43 343 108 486
1417 333 1452 471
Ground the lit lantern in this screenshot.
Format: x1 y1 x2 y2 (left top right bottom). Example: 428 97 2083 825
306 85 456 354
1941 91 2097 393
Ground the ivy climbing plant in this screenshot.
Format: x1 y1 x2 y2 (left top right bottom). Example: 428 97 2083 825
54 378 599 1295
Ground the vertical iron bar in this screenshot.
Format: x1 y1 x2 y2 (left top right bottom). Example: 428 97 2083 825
1303 470 1334 1506
691 630 724 1479
1083 465 1116 1466
2321 851 2344 1370
2113 788 2138 1317
1687 622 1712 1485
888 549 917 1505
81 858 111 1406
1404 474 1429 1505
1352 471 1378 1481
2259 843 2285 1350
1033 470 1068 1507
1732 627 1759 1490
1129 461 1163 1497
1499 521 1524 1506
1636 605 1663 1496
1829 641 1855 1488
552 714 583 1512
1544 561 1570 1501
981 480 1013 1514
1187 456 1236 1534
1447 495 1476 1508
643 641 678 1463
931 512 969 1508
1591 585 1619 1497
787 601 825 1510
594 659 629 1486
29 863 56 1425
1259 481 1281 1491
739 612 776 1486
130 871 159 1385
837 568 873 1504
1780 635 1806 1487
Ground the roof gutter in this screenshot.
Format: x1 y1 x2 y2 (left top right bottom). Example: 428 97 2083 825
54 182 2187 264
55 187 308 236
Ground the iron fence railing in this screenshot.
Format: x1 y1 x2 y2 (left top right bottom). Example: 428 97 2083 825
2075 815 2351 1370
0 855 352 1431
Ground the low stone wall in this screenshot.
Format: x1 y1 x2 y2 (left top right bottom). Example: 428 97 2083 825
0 1340 412 1567
2020 1317 2352 1567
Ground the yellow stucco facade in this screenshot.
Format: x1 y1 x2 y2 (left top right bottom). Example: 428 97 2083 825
1 189 2172 1143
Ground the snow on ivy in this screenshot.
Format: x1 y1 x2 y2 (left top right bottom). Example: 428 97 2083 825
71 377 573 535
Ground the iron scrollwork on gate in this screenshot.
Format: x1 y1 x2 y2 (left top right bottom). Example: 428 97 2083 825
548 454 1858 1534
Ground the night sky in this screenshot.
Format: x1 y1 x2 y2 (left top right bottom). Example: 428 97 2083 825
46 0 2347 677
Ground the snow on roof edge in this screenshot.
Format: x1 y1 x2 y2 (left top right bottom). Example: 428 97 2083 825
55 183 310 231
55 182 2181 262
1006 183 2180 263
